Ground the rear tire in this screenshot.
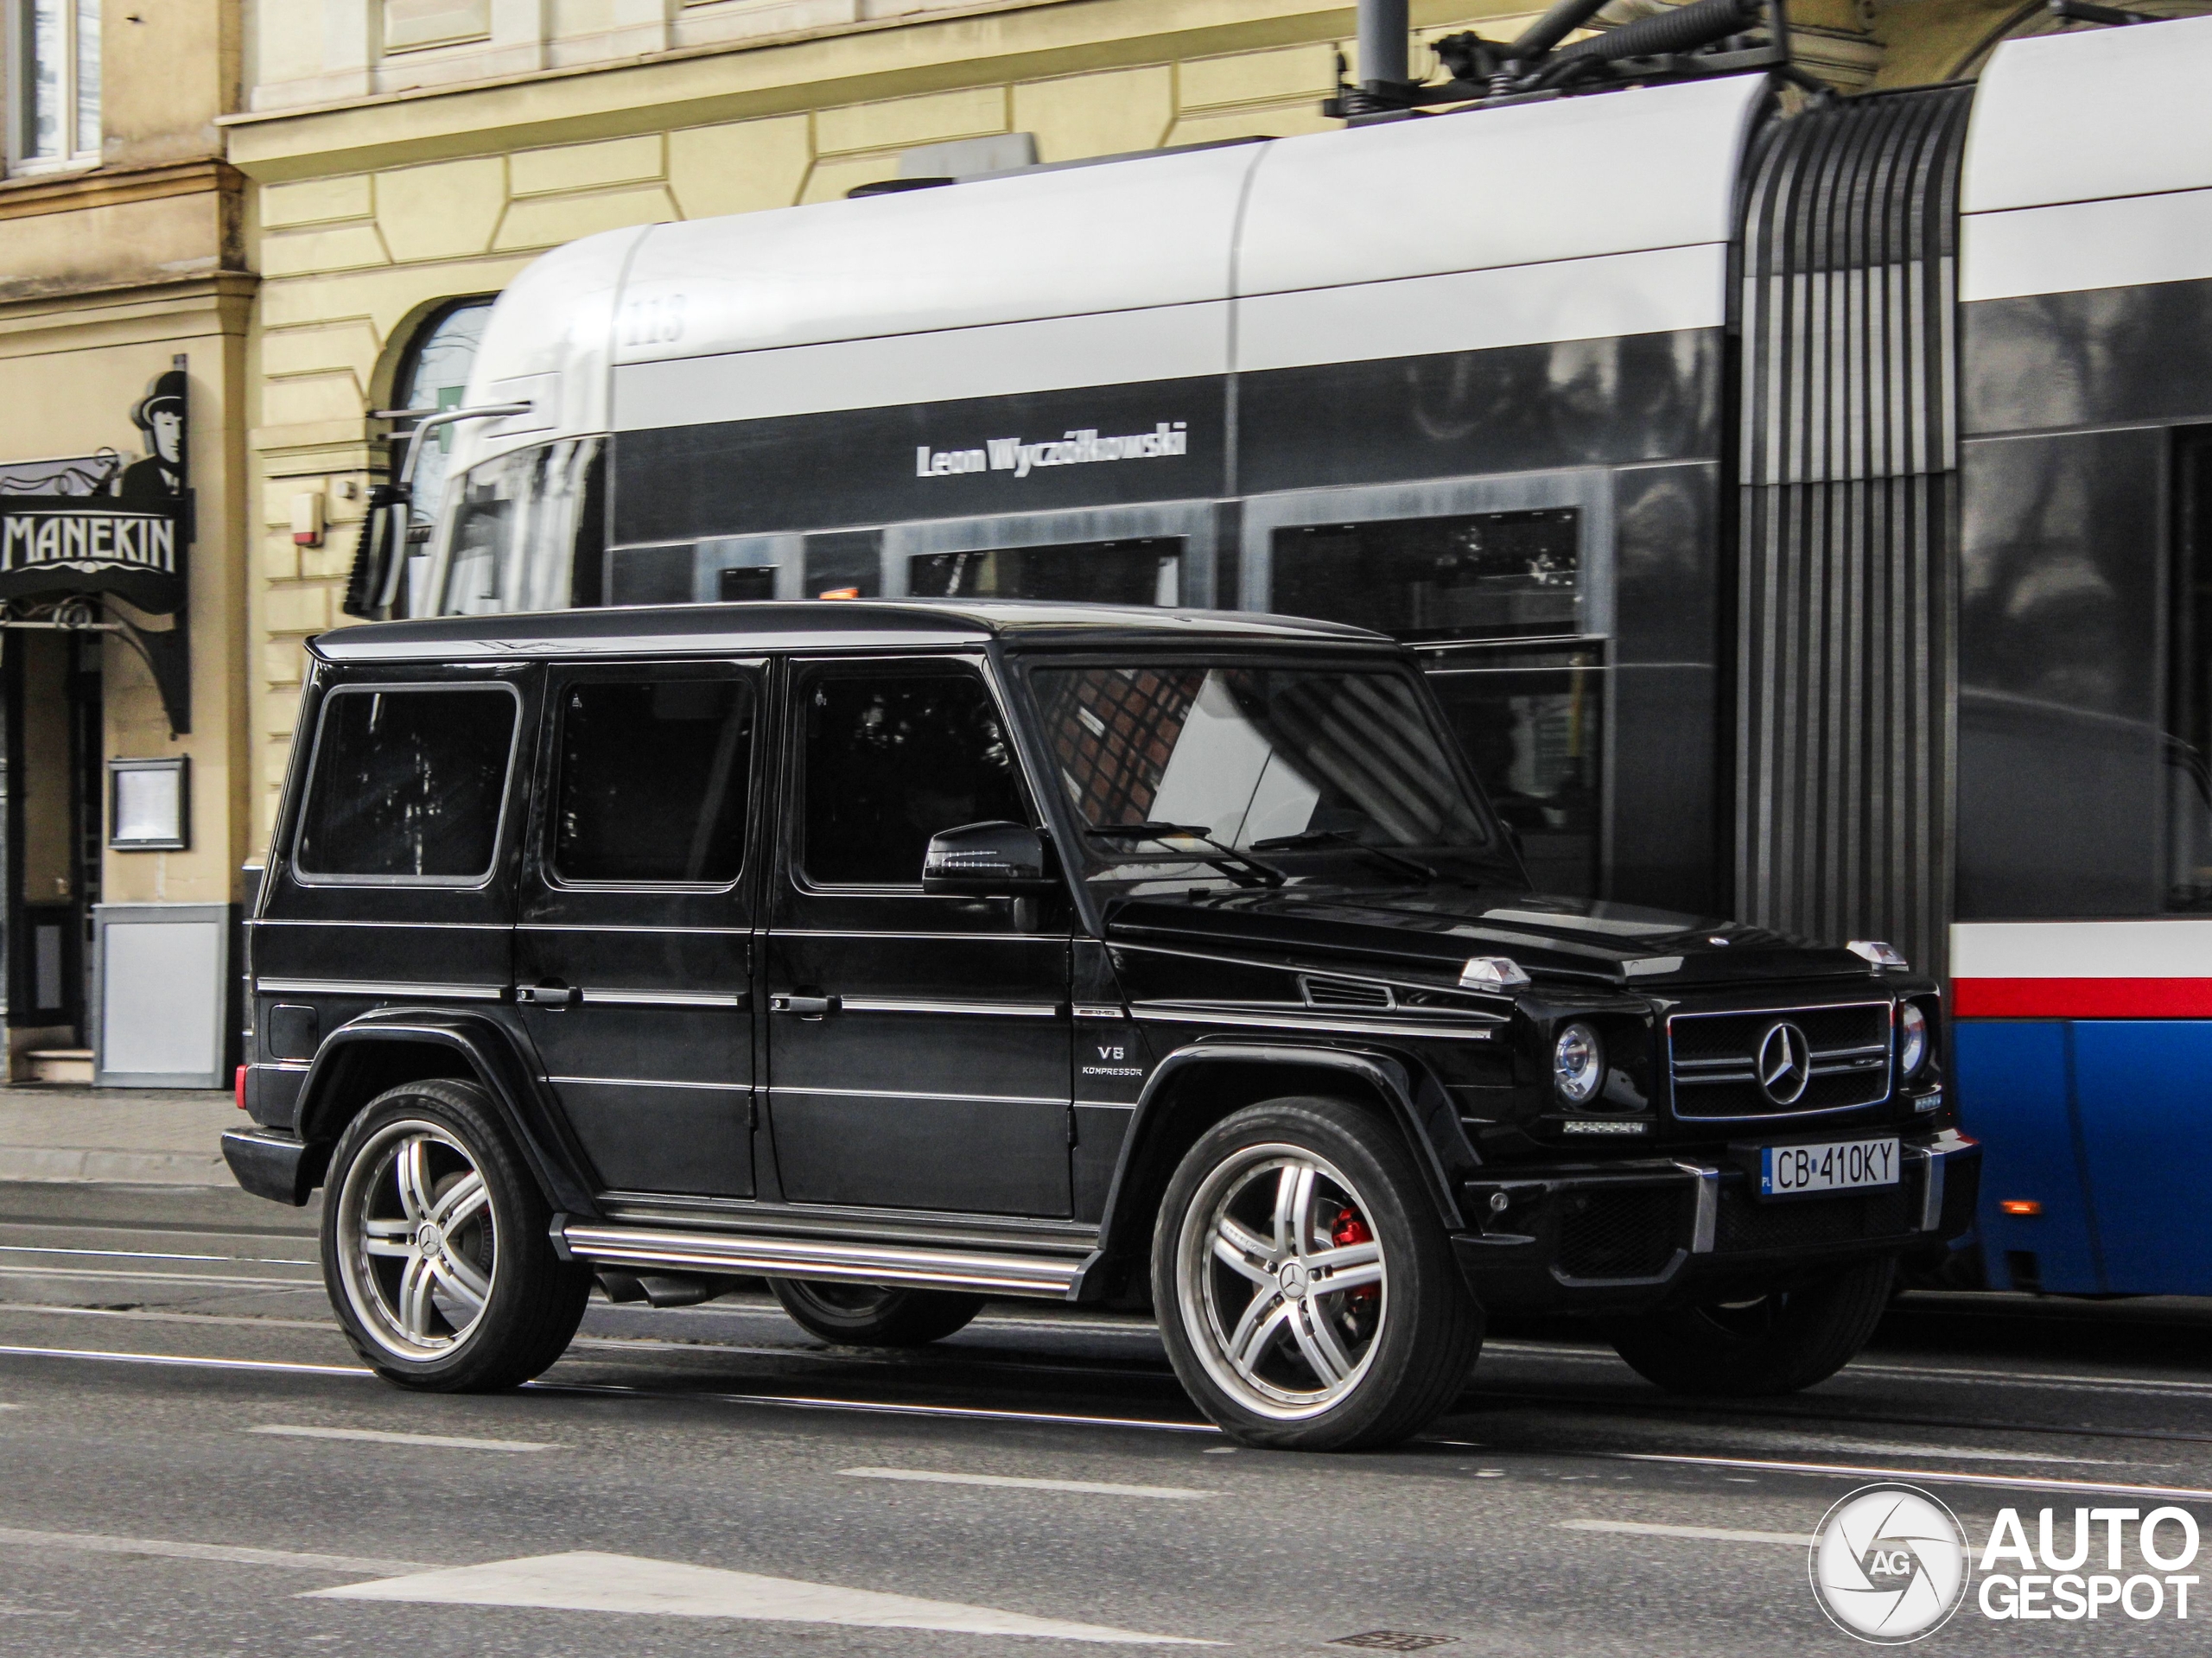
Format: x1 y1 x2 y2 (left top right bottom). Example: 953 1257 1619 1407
1605 1258 1896 1396
769 1279 985 1347
321 1079 590 1392
1152 1096 1482 1451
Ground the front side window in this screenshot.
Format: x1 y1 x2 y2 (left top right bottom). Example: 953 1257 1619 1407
552 677 753 886
296 686 518 880
1030 662 1500 884
801 670 1026 886
437 437 605 616
11 0 99 171
1271 510 1581 643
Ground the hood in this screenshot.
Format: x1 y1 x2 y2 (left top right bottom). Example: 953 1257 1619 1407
1102 881 1882 990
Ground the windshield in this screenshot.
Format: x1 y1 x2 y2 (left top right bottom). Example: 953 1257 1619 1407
1028 662 1504 886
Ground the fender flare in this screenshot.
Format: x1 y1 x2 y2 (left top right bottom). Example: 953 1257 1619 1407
1081 1041 1471 1294
295 1009 601 1218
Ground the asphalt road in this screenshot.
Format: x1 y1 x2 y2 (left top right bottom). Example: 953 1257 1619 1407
2 1182 2209 1655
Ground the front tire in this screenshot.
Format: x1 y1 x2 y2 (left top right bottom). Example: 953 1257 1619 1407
769 1279 985 1347
321 1079 590 1391
1604 1258 1896 1396
1152 1096 1482 1451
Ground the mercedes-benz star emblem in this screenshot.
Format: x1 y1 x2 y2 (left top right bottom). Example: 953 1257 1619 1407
1757 1020 1812 1106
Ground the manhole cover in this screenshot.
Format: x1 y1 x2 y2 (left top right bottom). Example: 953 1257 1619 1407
1328 1635 1459 1653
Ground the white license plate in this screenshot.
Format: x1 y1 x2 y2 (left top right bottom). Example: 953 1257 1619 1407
1759 1136 1900 1197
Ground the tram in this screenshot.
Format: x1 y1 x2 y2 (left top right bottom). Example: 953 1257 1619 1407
347 12 2212 1297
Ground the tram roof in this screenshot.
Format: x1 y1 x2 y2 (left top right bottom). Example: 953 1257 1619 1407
309 600 1391 664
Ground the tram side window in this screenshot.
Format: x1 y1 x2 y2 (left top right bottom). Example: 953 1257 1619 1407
907 538 1181 606
1426 649 1604 899
1271 510 1580 642
437 438 606 616
2169 429 2212 911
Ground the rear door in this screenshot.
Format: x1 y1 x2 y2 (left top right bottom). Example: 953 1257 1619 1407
252 668 533 1126
513 660 764 1199
763 656 1074 1218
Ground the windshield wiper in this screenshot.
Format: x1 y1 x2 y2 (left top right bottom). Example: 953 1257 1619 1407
1084 822 1288 888
1251 829 1438 881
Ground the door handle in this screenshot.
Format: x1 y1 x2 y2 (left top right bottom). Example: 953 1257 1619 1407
517 981 581 1010
770 993 834 1020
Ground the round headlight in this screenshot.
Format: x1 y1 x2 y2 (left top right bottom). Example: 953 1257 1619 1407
1898 1002 1929 1077
1553 1022 1605 1108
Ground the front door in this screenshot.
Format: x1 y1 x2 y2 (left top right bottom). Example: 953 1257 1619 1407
514 660 763 1199
765 657 1073 1218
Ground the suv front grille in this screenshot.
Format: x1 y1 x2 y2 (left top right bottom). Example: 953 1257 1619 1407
1668 1001 1891 1119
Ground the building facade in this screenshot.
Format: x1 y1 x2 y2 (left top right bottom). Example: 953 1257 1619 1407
0 0 252 1083
226 0 2146 861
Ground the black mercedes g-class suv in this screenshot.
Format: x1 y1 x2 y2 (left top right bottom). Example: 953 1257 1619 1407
225 600 1977 1451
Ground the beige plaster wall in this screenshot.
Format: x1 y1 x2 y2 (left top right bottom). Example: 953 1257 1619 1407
0 283 256 908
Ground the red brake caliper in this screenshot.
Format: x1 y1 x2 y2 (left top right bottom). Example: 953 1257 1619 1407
1331 1206 1379 1309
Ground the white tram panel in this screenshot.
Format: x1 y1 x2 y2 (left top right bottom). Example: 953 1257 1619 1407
449 224 647 480
607 143 1256 436
1233 73 1765 372
1961 13 2212 304
448 71 1773 471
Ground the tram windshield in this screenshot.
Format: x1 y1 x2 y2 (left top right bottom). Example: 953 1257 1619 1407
1027 661 1510 886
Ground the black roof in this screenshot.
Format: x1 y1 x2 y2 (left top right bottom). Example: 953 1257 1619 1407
310 600 1390 664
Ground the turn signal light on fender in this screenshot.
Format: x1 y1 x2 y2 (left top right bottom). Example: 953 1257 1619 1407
1999 1199 2044 1217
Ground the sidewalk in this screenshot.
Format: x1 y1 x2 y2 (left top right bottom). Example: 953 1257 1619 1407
0 1083 238 1186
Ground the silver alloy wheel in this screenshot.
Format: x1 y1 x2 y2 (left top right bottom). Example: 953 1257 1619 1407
1174 1141 1388 1420
334 1117 499 1363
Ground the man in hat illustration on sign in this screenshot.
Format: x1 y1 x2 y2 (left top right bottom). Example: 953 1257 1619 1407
118 368 187 499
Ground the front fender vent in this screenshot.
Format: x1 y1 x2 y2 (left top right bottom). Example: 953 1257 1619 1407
1300 975 1395 1011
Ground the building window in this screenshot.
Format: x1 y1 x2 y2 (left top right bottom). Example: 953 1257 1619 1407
10 0 99 171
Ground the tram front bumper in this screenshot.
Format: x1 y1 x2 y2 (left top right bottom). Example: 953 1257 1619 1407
1450 1128 1980 1314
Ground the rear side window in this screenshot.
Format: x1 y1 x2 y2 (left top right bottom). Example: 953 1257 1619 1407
551 677 754 885
296 685 518 880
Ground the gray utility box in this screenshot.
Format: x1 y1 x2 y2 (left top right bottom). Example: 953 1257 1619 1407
92 902 237 1089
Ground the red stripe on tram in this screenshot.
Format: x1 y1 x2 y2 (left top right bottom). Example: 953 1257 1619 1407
1952 978 2212 1019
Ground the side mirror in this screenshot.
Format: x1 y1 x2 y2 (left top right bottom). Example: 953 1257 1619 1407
922 821 1054 895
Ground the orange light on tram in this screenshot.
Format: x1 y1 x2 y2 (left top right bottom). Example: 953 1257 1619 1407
1999 1199 2044 1217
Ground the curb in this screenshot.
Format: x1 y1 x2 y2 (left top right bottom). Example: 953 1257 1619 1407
0 1147 238 1187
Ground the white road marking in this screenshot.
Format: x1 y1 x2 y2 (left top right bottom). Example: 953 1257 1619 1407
0 1243 315 1267
0 1525 430 1577
840 1467 1214 1500
251 1425 555 1452
1481 1338 2212 1398
1560 1519 1812 1547
0 1265 316 1291
1761 1438 2142 1467
1611 1451 2212 1503
537 1379 1221 1434
0 1304 334 1331
0 1343 1216 1432
0 1343 371 1378
310 1550 1219 1643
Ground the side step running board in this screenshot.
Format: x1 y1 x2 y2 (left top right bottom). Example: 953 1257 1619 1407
558 1221 1089 1299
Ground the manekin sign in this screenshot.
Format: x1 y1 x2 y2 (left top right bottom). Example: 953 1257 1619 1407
0 365 191 616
